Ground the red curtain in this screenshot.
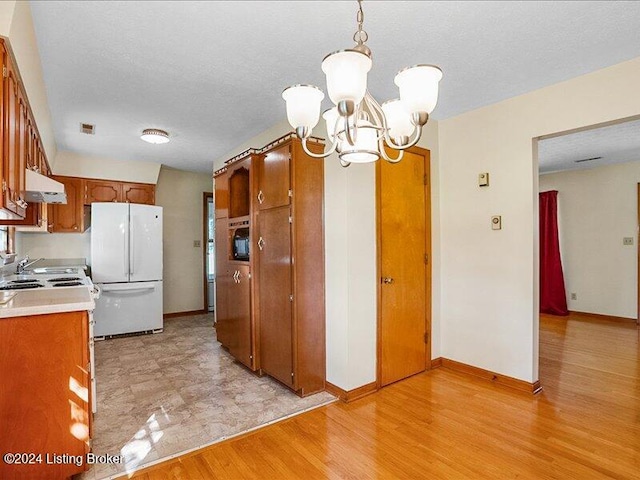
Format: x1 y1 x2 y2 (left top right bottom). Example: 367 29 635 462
539 190 569 316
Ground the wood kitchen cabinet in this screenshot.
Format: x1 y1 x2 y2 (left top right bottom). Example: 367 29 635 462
0 311 91 480
84 179 155 205
48 176 90 233
122 182 155 205
255 137 325 396
0 38 53 227
85 179 121 203
214 151 257 371
214 136 325 396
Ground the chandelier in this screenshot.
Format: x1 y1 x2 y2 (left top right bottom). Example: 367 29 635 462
282 0 442 167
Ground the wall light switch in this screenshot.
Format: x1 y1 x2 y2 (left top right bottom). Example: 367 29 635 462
479 172 489 187
193 240 201 248
623 237 634 246
491 215 502 230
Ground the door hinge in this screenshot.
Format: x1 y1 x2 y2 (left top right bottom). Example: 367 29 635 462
1 180 6 193
424 332 429 344
423 174 428 186
289 294 293 302
288 189 293 198
288 216 293 224
2 66 6 78
291 372 295 382
424 254 429 265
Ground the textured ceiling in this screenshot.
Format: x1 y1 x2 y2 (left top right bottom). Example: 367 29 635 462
30 1 640 173
538 119 640 174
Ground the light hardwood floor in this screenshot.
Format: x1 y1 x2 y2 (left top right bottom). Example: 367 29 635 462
127 312 640 479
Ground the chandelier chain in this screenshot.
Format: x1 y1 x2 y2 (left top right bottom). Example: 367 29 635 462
353 0 368 44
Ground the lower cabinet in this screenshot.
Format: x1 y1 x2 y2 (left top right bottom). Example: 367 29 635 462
257 206 293 388
226 264 253 368
0 311 91 480
48 176 90 232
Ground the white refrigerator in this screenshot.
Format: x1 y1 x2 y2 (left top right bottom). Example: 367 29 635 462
91 203 163 337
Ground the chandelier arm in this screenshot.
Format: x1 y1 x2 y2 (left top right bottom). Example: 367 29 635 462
344 112 358 147
364 92 385 140
383 124 423 151
302 136 339 159
379 138 404 163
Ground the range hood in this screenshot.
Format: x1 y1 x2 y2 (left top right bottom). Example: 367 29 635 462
24 170 67 204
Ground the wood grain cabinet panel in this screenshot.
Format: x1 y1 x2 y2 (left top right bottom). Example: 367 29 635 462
215 171 229 219
227 264 253 369
85 179 122 204
49 176 89 233
257 205 294 388
0 311 91 480
256 146 290 210
122 182 155 205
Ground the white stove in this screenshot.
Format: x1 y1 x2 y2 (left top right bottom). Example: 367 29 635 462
0 268 93 291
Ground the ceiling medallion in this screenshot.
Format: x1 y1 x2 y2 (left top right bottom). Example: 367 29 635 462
282 0 442 167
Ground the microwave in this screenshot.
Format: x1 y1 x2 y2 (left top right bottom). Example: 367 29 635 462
232 227 250 261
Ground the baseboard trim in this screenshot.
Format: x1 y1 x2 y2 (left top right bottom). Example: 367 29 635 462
439 358 542 394
325 381 378 403
430 357 443 369
568 310 636 323
163 309 208 319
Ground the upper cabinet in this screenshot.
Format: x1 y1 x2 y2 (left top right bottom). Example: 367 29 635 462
0 38 52 224
48 176 89 233
214 171 229 219
122 182 155 205
256 146 290 210
85 179 121 203
228 159 251 219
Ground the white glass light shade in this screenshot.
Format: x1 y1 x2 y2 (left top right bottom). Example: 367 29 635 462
381 99 414 139
282 85 325 129
322 107 346 143
394 65 443 115
140 129 170 144
321 50 372 105
339 120 379 164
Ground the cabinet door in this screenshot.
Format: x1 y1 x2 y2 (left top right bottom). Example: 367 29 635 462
214 171 229 219
258 206 293 387
214 218 231 347
122 182 155 205
3 56 21 218
256 146 290 210
49 176 86 232
85 179 121 204
227 264 253 368
228 159 251 218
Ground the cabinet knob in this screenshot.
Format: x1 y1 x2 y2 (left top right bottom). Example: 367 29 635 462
257 190 264 204
381 277 394 285
257 237 265 251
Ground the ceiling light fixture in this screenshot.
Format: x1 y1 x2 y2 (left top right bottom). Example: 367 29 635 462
140 128 170 144
282 0 442 167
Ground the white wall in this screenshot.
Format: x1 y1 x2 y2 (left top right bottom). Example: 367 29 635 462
53 150 161 184
155 166 212 314
1 1 57 162
540 161 640 319
438 56 640 383
15 232 90 262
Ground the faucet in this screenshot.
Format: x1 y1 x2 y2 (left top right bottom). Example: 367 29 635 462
16 256 39 274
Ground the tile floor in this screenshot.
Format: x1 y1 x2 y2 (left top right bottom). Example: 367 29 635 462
81 313 335 480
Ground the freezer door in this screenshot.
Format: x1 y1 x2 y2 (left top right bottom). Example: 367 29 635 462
93 281 163 337
129 204 163 282
91 203 129 283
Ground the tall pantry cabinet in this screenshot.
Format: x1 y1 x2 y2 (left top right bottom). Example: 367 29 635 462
214 135 325 396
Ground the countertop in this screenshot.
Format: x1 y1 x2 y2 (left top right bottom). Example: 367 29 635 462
0 286 95 319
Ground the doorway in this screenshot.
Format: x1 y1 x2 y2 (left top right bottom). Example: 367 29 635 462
377 146 432 387
203 192 214 312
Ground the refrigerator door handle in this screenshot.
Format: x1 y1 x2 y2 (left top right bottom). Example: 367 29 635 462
123 215 129 277
130 215 135 276
101 284 156 293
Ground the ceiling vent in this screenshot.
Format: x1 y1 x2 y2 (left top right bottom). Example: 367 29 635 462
80 123 95 135
574 156 602 163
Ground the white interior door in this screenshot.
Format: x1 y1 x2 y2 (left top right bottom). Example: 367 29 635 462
91 203 129 283
129 204 163 282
